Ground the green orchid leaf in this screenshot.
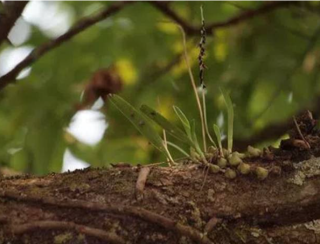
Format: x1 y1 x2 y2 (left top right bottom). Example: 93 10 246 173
109 94 165 153
190 119 203 157
213 124 223 152
166 141 189 157
173 106 192 139
140 104 194 146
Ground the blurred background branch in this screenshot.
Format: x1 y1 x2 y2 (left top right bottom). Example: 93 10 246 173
150 1 297 35
0 1 131 90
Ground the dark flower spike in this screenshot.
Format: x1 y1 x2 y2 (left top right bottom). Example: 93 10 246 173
198 5 206 88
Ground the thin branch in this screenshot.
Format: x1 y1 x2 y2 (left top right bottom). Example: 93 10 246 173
137 52 184 93
205 1 297 33
136 166 151 200
137 38 200 94
293 116 310 149
222 1 310 41
0 1 133 91
234 119 290 151
233 95 320 151
150 2 297 36
0 1 28 47
0 190 214 244
149 2 197 35
9 220 125 244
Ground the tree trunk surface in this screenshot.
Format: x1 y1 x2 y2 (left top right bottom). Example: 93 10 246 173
1 114 320 244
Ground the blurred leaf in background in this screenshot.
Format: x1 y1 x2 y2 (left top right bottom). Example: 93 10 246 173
0 1 320 175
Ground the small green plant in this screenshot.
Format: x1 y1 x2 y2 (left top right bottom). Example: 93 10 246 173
107 6 272 182
176 24 207 153
190 119 203 157
220 88 234 154
110 93 210 165
166 141 189 157
109 9 237 166
172 106 193 143
172 106 203 156
213 124 223 156
108 94 175 164
141 104 204 158
140 104 193 146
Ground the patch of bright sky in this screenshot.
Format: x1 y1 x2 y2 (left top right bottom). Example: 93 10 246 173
91 97 104 110
62 108 108 172
22 1 74 38
67 110 108 146
8 18 31 46
62 149 89 173
0 46 33 79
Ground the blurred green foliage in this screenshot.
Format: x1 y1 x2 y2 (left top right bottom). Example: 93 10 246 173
0 1 320 175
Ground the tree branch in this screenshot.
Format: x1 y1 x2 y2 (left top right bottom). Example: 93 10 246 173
2 117 320 243
0 1 28 47
150 1 297 36
2 152 320 243
0 1 132 91
149 2 198 35
205 1 296 33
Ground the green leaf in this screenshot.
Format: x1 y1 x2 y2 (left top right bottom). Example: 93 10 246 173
173 106 192 139
10 149 29 172
190 119 203 157
166 141 189 157
220 88 234 153
25 124 65 174
109 94 165 153
140 104 194 146
213 124 223 152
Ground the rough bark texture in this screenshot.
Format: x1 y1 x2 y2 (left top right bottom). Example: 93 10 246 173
0 156 320 244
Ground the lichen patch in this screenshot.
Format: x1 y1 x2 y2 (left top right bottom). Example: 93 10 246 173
287 157 320 185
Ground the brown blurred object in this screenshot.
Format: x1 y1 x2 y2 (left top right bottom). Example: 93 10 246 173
77 66 123 110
